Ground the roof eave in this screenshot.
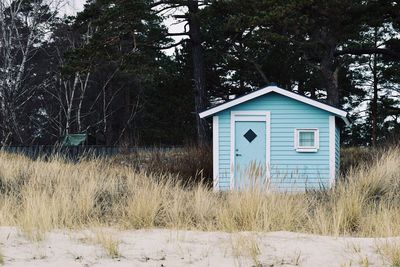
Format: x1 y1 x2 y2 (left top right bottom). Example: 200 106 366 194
199 87 272 118
199 86 349 126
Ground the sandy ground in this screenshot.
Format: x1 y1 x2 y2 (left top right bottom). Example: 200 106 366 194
0 227 397 267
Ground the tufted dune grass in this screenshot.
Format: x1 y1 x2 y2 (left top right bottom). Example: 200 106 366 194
0 146 398 240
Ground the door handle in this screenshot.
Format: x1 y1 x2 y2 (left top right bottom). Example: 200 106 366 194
236 153 242 156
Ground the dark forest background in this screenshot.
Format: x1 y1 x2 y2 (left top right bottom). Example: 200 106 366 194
0 0 399 147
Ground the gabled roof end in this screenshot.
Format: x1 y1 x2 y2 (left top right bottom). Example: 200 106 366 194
199 86 349 126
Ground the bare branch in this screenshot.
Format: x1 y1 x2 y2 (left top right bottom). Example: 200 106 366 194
154 39 187 50
167 31 190 37
335 48 400 59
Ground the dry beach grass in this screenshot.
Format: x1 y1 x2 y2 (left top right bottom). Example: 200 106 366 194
0 146 398 241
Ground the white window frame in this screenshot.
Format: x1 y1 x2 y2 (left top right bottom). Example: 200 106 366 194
294 128 319 152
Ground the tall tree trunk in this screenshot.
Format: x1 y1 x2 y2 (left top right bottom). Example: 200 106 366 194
77 73 90 133
371 59 378 146
65 73 79 135
320 51 339 106
318 30 339 107
371 27 379 146
187 0 209 145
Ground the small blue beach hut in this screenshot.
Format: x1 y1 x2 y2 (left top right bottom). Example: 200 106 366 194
199 85 349 191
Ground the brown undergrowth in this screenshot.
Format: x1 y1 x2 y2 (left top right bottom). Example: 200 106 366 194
0 147 398 240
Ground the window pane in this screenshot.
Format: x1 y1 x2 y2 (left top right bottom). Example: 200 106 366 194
299 131 315 147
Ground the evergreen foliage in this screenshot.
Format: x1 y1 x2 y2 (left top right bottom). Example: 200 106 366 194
0 0 398 146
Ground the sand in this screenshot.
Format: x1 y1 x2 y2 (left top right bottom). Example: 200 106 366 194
0 226 396 266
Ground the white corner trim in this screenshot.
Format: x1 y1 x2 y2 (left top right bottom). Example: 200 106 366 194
199 86 349 125
230 111 271 190
294 128 320 152
266 112 271 183
230 112 235 190
329 116 336 187
213 116 219 191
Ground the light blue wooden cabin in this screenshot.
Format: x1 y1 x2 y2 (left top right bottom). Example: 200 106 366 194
199 86 350 191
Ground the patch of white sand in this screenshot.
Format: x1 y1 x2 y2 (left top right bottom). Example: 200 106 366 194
0 227 396 266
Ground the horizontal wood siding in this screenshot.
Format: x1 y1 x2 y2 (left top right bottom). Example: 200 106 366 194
217 92 332 191
335 126 340 177
218 110 231 190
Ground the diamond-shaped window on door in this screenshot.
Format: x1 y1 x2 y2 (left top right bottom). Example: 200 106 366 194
244 129 257 143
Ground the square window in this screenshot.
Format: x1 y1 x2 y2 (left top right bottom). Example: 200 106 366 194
299 131 315 147
294 129 319 152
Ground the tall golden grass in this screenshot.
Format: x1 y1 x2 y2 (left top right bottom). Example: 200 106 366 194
0 147 399 239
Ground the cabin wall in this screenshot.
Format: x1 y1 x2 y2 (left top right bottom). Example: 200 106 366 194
335 125 340 178
215 92 334 191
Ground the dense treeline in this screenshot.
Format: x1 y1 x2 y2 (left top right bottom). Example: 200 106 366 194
0 0 399 146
